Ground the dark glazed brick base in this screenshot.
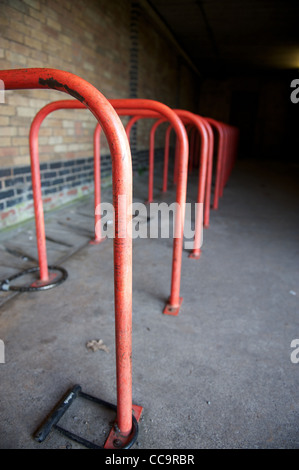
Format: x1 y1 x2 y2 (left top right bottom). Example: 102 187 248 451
0 148 171 228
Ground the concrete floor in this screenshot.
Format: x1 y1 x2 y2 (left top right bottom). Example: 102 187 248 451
0 158 298 449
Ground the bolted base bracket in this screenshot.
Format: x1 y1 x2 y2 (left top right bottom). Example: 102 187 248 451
104 404 143 449
30 271 58 288
188 250 201 260
163 297 183 316
89 237 106 245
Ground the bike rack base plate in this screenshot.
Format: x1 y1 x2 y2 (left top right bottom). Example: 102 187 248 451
163 297 183 316
188 251 201 260
89 237 106 245
30 271 58 288
104 404 143 449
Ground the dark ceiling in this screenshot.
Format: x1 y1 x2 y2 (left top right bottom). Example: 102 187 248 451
148 0 299 76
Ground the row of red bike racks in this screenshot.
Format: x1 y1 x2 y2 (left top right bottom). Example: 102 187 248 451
0 67 238 449
23 100 236 294
173 117 239 213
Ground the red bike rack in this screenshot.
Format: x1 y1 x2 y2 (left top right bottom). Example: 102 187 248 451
204 118 227 211
148 117 168 203
161 115 214 227
125 115 168 202
188 118 238 211
28 99 237 313
201 118 214 229
131 110 212 259
29 100 107 259
28 99 189 316
169 111 210 260
124 114 168 203
121 110 214 258
99 99 190 316
0 68 142 449
92 117 105 244
162 124 173 193
97 114 237 236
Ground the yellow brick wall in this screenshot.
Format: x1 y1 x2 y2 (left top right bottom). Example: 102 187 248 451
0 0 200 228
0 0 132 168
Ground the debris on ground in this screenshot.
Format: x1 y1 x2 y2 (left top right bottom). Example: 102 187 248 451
86 339 109 353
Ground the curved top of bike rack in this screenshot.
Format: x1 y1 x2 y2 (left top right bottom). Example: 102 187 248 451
0 68 134 443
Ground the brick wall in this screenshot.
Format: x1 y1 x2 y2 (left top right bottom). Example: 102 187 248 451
0 0 200 228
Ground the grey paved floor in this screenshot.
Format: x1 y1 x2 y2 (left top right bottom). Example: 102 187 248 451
0 159 298 449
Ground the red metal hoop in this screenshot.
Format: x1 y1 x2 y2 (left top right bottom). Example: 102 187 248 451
0 68 138 446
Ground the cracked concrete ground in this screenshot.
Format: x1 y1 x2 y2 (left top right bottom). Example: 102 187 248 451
0 158 298 449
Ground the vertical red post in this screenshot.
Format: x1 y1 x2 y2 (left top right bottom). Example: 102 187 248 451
125 114 141 141
173 135 180 184
29 100 86 283
31 101 108 251
111 100 189 316
172 111 209 261
92 123 105 244
162 124 172 192
202 119 214 228
219 125 228 198
148 118 166 202
188 125 196 174
205 118 225 210
29 117 49 282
